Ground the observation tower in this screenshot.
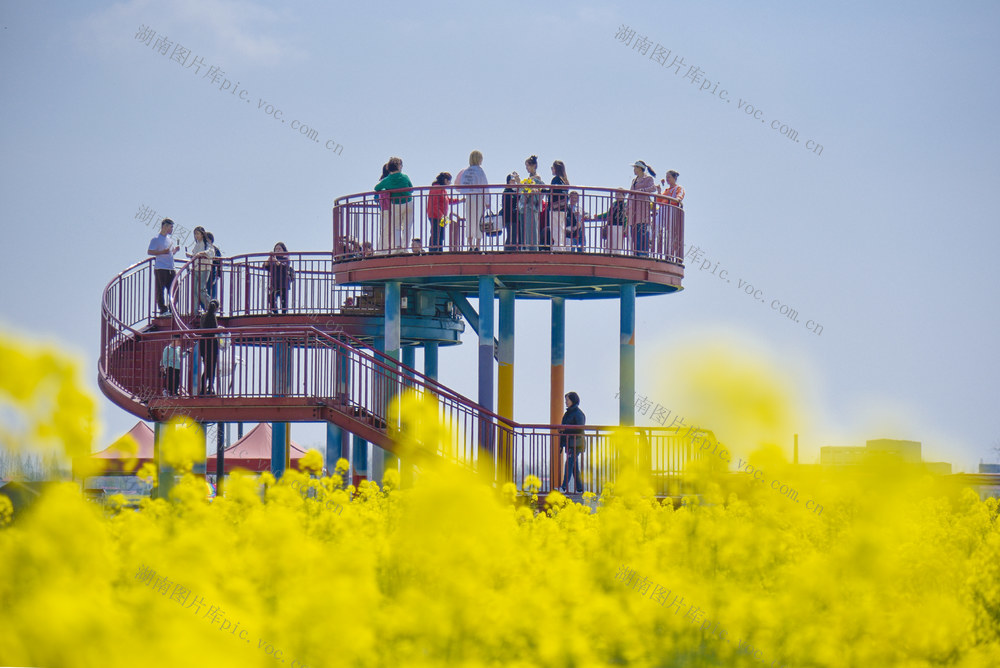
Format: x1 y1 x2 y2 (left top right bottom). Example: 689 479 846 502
98 182 709 498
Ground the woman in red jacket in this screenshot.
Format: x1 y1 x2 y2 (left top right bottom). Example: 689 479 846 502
427 172 460 253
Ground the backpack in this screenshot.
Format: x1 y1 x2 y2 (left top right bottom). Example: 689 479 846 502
211 245 223 277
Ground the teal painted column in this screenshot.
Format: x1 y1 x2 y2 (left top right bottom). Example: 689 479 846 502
402 345 415 389
271 422 289 479
153 421 174 500
423 342 439 381
374 281 401 484
353 433 368 482
477 276 495 475
326 422 345 477
550 297 565 490
620 283 636 427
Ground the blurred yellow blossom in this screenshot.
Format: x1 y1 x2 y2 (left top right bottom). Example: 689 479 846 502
299 449 323 475
0 335 999 667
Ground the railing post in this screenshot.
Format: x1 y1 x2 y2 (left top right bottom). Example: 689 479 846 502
243 260 251 316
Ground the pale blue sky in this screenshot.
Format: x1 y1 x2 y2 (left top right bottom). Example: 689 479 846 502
1 1 997 471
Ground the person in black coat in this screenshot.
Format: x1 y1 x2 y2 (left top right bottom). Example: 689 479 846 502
502 173 521 251
198 299 221 395
559 391 586 493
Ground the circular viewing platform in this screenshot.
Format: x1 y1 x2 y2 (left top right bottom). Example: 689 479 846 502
332 184 685 299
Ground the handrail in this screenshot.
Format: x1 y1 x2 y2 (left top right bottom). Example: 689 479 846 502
167 251 460 329
332 183 684 261
332 184 681 207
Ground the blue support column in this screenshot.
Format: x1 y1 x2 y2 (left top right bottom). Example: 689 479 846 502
271 422 289 479
353 433 368 482
402 345 415 381
478 276 495 474
423 342 439 381
326 422 345 476
374 281 401 484
550 297 565 490
153 421 173 500
620 283 636 427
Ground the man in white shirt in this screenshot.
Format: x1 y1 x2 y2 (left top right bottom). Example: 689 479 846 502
147 218 180 315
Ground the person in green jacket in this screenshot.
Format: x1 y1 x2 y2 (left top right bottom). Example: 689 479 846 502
374 156 414 255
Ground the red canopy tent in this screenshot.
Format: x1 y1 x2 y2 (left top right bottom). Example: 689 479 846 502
74 422 155 477
73 422 309 477
207 423 309 473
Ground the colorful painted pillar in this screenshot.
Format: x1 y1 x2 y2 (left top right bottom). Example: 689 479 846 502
620 283 636 427
550 297 565 490
271 339 291 478
478 276 495 476
497 288 515 481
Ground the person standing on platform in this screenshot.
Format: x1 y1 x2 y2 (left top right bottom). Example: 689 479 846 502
548 160 571 250
565 191 586 253
559 391 587 494
660 170 685 207
655 170 685 256
375 162 391 255
198 299 222 395
187 226 215 314
161 334 184 396
205 231 223 307
596 190 629 255
502 172 521 251
627 161 657 257
267 242 295 314
147 218 180 316
427 172 460 253
518 155 544 251
374 157 414 255
456 150 489 251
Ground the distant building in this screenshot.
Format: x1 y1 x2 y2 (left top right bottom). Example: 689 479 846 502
866 439 921 464
979 463 1000 474
820 446 867 466
820 438 954 475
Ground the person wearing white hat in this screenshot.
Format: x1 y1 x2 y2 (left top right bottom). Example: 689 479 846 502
627 161 658 257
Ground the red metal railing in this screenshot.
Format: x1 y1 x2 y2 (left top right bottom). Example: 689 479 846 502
332 184 683 261
169 251 388 324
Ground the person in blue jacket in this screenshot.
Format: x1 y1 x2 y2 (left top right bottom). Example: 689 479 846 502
559 391 587 493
